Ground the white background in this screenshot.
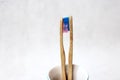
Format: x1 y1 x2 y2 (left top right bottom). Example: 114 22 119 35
0 0 120 80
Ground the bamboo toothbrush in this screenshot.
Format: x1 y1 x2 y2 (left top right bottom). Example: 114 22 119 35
60 16 73 80
60 18 66 80
68 16 73 80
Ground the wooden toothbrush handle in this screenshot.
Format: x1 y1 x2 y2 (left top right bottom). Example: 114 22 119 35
68 16 73 80
60 19 66 80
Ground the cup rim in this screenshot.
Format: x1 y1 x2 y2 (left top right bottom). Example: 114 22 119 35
48 64 89 80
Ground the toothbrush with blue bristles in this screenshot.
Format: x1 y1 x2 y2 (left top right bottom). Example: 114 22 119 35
60 16 73 80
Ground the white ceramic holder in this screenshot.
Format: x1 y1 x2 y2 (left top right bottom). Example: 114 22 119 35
48 64 89 80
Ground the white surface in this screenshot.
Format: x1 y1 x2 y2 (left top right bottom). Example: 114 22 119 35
0 0 120 80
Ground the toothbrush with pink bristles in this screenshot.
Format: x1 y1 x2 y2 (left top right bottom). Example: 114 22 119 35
60 16 73 80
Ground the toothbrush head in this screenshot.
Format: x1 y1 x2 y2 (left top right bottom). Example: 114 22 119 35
63 17 70 33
